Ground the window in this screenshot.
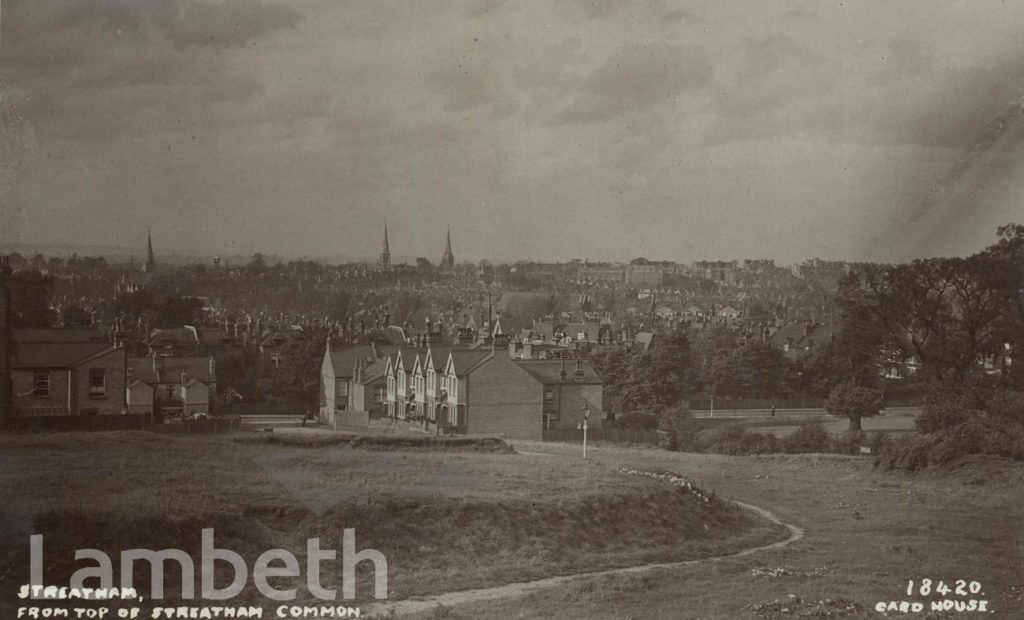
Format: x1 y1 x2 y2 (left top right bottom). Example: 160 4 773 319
544 387 554 403
32 371 49 397
375 387 386 404
271 354 282 369
338 381 349 397
165 384 175 400
88 368 105 397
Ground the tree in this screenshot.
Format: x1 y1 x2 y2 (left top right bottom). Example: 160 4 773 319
825 382 884 431
623 329 692 412
61 304 93 327
713 341 790 398
264 328 327 408
8 271 57 327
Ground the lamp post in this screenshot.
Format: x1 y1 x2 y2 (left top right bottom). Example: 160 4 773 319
582 404 590 459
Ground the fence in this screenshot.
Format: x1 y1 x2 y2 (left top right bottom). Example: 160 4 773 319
217 401 307 416
689 397 825 411
5 413 156 433
689 394 925 412
148 416 242 433
542 427 660 445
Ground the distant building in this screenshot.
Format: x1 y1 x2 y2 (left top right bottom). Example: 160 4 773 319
127 355 217 416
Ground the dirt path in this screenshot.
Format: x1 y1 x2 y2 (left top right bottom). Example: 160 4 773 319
362 498 804 618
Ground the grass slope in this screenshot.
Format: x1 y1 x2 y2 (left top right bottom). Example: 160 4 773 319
0 431 787 611
411 443 1024 619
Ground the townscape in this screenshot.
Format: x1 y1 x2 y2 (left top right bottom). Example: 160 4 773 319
0 225 929 432
3 1 1024 618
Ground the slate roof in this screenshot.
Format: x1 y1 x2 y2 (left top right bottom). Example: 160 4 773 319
514 359 603 384
13 328 108 344
129 356 215 385
13 342 113 369
326 345 377 379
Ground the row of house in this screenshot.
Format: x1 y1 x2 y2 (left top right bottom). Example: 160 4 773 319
1 258 219 421
320 341 603 439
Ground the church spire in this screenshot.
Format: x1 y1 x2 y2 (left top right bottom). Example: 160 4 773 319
379 220 392 269
441 227 455 270
145 230 156 273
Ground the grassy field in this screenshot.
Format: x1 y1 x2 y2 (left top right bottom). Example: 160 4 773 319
398 441 1024 619
0 430 787 613
3 430 1020 618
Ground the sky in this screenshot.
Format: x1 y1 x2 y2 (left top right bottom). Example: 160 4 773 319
2 0 1024 264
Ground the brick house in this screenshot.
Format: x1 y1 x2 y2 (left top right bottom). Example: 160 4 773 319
385 347 545 439
515 358 604 431
319 343 377 425
9 329 127 417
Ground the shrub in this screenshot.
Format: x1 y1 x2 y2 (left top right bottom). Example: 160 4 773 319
616 413 660 430
877 416 1024 470
697 424 779 455
780 422 830 454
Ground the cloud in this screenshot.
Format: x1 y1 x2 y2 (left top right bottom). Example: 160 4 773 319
868 39 934 86
3 0 301 142
551 43 711 125
715 33 835 117
427 57 520 119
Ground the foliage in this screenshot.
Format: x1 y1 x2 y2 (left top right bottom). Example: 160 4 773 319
876 416 1024 471
623 329 692 412
825 382 884 431
779 422 831 454
260 326 327 406
7 270 57 327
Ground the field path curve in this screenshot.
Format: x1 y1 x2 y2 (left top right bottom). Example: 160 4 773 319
363 496 804 617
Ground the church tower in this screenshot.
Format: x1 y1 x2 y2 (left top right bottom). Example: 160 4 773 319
379 221 392 270
144 230 156 273
440 228 455 270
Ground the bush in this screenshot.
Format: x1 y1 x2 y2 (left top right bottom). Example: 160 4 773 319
877 416 1024 470
616 413 660 430
780 422 831 454
655 404 693 451
697 423 779 456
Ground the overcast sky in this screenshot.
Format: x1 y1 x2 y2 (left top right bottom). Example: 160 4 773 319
2 0 1023 264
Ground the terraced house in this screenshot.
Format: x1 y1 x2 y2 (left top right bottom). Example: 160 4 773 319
383 348 545 439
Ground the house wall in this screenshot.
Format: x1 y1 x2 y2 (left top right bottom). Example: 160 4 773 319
73 348 126 416
12 368 72 416
551 383 603 431
182 382 210 415
319 355 335 422
127 383 154 414
465 355 543 440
